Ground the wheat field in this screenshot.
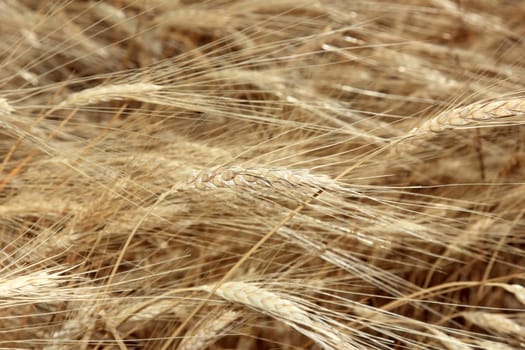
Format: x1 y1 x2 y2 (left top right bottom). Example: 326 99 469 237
0 0 524 349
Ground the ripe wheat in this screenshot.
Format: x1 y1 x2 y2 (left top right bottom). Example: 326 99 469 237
408 97 525 136
0 1 524 349
57 83 163 108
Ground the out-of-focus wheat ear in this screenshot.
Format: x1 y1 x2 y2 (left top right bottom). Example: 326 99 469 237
56 83 163 108
46 317 86 350
408 97 525 136
45 304 97 350
0 270 63 298
490 283 525 305
117 299 185 323
462 312 524 337
90 2 134 34
178 310 239 350
352 303 472 350
0 98 15 115
427 328 472 350
474 340 516 350
0 98 17 135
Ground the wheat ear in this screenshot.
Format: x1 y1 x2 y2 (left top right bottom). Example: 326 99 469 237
45 304 98 350
200 282 311 325
0 98 17 137
199 281 352 350
409 97 525 135
178 310 239 350
119 300 184 323
462 312 524 336
0 270 64 298
183 165 346 193
474 340 515 350
57 83 163 108
489 283 525 305
427 328 472 350
0 98 15 115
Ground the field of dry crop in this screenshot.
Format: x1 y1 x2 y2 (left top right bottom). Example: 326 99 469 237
0 1 524 349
